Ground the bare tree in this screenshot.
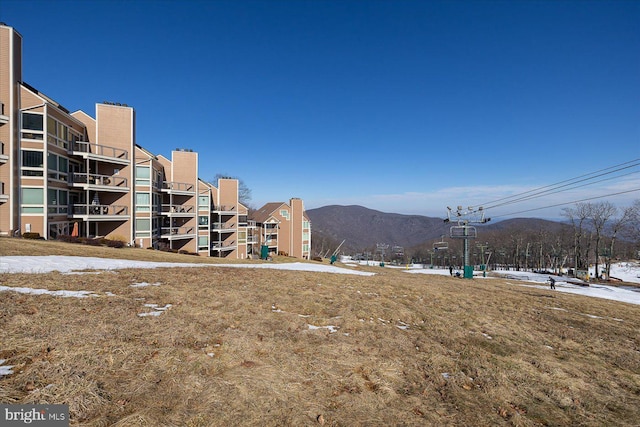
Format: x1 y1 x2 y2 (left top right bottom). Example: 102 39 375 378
562 203 590 273
588 201 617 279
622 199 640 246
211 173 253 207
604 203 636 279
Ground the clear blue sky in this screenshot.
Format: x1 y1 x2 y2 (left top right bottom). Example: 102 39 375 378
2 0 638 219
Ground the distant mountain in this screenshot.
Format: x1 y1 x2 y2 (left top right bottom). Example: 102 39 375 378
306 205 569 255
306 205 450 253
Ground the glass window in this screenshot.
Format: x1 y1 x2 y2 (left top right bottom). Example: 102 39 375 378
48 153 58 170
58 157 68 173
280 209 290 220
136 218 150 231
22 188 44 204
198 236 208 248
136 192 150 212
199 195 209 208
47 117 57 136
135 166 150 185
22 113 43 131
198 215 209 226
22 206 44 214
22 151 44 167
48 189 58 205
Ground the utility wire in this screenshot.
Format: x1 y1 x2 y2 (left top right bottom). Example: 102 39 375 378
484 169 640 210
480 158 640 210
490 187 640 219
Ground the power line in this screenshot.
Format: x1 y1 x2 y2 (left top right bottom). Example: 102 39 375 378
490 187 640 219
485 169 640 210
480 158 640 210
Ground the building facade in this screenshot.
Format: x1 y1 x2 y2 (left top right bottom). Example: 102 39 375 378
251 198 312 259
0 23 311 259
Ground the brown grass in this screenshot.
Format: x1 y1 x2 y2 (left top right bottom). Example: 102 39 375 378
1 238 639 426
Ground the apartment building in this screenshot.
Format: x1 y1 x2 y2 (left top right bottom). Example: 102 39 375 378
251 198 311 259
0 23 310 259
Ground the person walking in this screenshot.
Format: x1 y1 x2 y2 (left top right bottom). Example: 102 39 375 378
449 265 453 276
549 277 556 290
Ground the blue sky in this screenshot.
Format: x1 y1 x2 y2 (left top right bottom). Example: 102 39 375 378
2 0 638 219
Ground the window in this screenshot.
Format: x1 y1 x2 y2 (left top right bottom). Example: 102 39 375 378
135 166 150 186
136 192 150 212
135 218 151 237
198 236 208 250
22 151 44 177
59 157 68 173
22 188 44 213
22 113 43 131
280 209 290 220
199 195 209 209
198 215 209 226
22 151 43 167
238 231 247 244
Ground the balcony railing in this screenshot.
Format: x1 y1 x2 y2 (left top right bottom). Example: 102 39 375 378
161 226 195 236
71 204 128 216
0 102 7 124
212 205 237 213
71 172 128 188
161 204 195 214
0 181 7 203
210 240 237 250
0 142 7 163
162 182 195 193
211 222 235 230
72 141 129 161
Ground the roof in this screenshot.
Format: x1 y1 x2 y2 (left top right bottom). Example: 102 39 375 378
250 202 288 223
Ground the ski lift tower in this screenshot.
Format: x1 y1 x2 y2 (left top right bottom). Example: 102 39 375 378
376 243 389 266
444 206 491 278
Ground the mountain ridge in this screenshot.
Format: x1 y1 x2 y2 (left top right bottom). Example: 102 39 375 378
306 204 566 254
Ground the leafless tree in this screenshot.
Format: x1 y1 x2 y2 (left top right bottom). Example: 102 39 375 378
588 201 617 279
604 203 635 278
562 203 590 272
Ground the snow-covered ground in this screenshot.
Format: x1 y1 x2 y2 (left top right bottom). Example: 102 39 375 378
0 256 639 306
343 258 640 306
0 255 374 276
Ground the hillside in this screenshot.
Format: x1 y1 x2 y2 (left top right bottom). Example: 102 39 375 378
306 205 568 255
306 205 450 253
1 238 639 426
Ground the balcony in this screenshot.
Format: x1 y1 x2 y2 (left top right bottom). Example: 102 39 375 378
162 181 195 195
161 204 195 216
161 226 196 240
0 181 8 203
70 172 129 192
0 142 7 163
212 205 237 214
210 240 237 251
0 102 8 125
71 141 129 164
70 204 129 219
211 222 236 232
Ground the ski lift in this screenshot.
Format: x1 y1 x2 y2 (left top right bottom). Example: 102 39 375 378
433 236 448 251
450 225 477 239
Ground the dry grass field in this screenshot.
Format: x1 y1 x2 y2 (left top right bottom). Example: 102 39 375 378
1 238 639 426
